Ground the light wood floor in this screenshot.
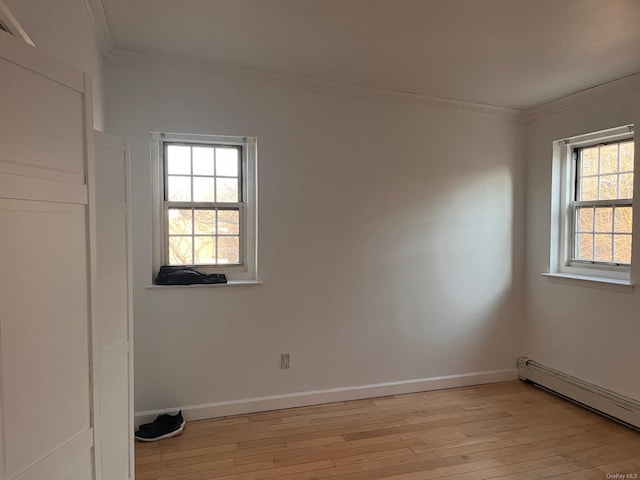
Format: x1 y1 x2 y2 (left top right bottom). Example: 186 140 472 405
135 381 640 480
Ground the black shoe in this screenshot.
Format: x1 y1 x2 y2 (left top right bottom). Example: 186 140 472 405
135 411 185 442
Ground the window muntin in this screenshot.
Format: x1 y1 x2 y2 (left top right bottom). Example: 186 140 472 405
164 143 244 267
572 140 634 266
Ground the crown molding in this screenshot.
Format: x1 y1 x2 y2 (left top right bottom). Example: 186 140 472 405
106 48 521 120
521 72 640 124
83 0 114 56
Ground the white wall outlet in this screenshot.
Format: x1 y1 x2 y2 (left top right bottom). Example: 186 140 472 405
280 353 290 369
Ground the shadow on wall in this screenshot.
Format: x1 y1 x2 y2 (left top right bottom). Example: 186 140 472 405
437 165 513 319
389 165 514 353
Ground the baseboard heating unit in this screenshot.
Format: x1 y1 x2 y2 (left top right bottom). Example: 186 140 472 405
518 357 640 431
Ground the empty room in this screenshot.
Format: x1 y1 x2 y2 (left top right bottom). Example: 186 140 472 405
1 0 639 479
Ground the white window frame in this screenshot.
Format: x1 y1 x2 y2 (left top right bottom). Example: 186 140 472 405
152 132 257 282
550 125 634 282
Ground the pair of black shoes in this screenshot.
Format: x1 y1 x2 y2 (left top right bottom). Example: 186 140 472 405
134 410 185 442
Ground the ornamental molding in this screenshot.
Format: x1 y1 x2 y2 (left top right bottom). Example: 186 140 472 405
521 73 640 124
106 49 522 120
83 0 114 56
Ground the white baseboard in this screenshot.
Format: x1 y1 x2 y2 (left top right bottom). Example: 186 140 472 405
135 368 518 426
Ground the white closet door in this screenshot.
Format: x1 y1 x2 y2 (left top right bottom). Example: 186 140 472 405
0 32 95 480
93 131 134 480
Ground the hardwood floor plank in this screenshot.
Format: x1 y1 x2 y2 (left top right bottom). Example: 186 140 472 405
545 467 608 479
269 438 426 468
154 461 276 480
598 458 640 477
135 381 640 480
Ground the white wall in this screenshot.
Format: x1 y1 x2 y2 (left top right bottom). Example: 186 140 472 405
5 0 105 129
523 84 640 400
105 52 523 414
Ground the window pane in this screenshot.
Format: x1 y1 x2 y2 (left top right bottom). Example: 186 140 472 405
216 148 239 176
619 173 634 199
193 147 214 175
194 236 216 264
614 234 632 264
614 206 633 234
194 209 216 235
167 145 191 174
576 207 594 232
216 178 239 202
594 207 613 233
168 208 192 235
576 234 593 260
594 234 613 262
573 139 633 266
599 144 618 174
167 176 191 201
620 141 634 172
580 147 598 176
598 174 618 200
169 236 192 265
218 236 239 264
218 209 239 234
193 177 215 202
580 176 597 201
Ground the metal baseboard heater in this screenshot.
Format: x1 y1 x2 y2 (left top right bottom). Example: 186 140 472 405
518 357 640 431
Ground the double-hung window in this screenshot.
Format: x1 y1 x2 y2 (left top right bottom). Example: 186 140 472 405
152 133 257 281
550 125 634 283
572 140 634 266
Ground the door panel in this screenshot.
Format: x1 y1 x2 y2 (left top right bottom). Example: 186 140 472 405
96 215 128 348
13 431 93 480
94 131 134 480
0 46 85 182
0 31 95 480
0 201 91 477
98 351 131 480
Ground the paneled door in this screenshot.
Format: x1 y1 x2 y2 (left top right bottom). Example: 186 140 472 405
0 31 96 479
93 131 134 480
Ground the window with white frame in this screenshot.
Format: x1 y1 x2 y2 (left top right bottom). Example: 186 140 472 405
551 125 634 281
152 133 257 280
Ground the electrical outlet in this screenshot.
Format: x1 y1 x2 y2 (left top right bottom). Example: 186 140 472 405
280 353 290 369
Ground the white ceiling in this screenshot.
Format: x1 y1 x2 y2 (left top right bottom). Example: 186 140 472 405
101 0 640 109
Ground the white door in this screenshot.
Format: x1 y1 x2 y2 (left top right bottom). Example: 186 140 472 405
93 131 134 480
0 32 95 479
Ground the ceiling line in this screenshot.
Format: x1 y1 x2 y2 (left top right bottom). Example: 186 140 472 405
522 72 640 124
106 48 522 120
83 0 114 57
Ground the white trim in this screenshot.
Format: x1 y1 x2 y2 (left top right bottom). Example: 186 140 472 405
93 130 126 151
560 124 634 146
549 126 634 282
83 74 103 480
145 280 263 289
93 129 135 480
107 49 521 120
0 174 87 204
0 0 35 47
134 369 518 426
541 272 633 292
0 156 85 184
82 0 114 56
152 132 258 282
521 72 640 124
160 132 249 145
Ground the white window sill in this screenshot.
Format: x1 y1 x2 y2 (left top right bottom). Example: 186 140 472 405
146 280 263 289
542 273 633 292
